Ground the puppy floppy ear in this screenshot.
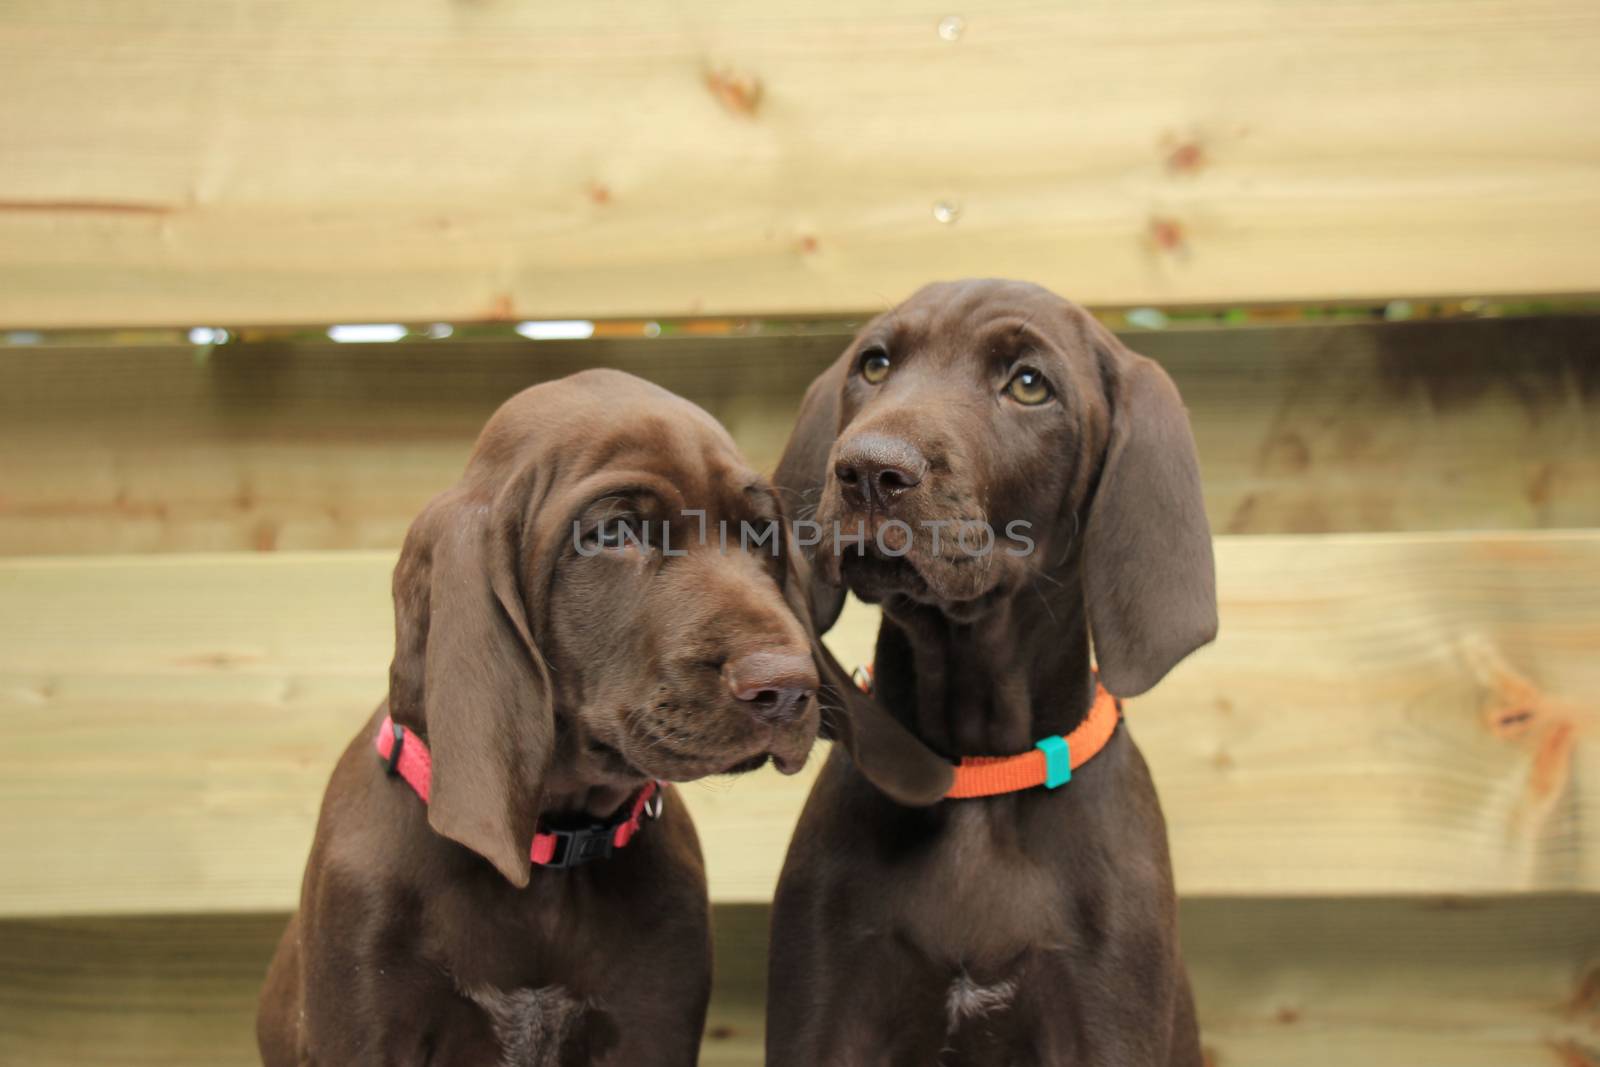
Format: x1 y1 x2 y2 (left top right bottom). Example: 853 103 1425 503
774 359 849 633
819 645 955 806
1082 337 1218 697
388 472 553 888
777 544 952 805
776 362 954 806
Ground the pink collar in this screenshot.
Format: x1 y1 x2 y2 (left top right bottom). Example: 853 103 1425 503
375 716 663 869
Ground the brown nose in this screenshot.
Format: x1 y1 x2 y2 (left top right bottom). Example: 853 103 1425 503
722 651 818 726
833 433 927 511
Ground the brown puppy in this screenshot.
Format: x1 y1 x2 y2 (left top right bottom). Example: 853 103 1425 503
257 370 824 1066
767 280 1217 1065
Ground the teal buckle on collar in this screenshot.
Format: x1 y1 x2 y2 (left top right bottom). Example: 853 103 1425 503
1034 735 1072 788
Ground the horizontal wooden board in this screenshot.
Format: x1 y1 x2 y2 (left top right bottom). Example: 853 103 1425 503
1 532 1596 916
1179 896 1600 1067
2 897 1594 1066
0 909 767 1067
2 316 1597 554
1142 316 1600 535
0 332 840 555
4 1 1600 327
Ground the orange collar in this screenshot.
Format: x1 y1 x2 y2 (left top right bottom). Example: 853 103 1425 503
946 684 1121 798
852 667 1122 800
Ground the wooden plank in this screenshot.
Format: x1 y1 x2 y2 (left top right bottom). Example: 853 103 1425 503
1179 896 1600 1067
1 532 1596 916
0 909 767 1067
3 316 1597 555
0 333 844 555
2 898 1594 1066
1142 316 1600 535
4 1 1599 327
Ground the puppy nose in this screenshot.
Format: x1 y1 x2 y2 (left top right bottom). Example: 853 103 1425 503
833 433 927 510
722 651 818 726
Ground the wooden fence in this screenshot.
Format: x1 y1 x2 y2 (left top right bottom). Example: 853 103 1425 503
1 1 1598 1063
2 316 1597 1064
4 1 1600 327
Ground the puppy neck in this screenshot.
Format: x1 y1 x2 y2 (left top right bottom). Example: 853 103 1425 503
873 572 1096 758
537 735 650 824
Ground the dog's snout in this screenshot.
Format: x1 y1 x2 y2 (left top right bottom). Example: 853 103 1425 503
834 433 927 510
722 651 818 725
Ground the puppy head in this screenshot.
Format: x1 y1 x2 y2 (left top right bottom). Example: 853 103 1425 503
779 278 1216 696
389 369 820 886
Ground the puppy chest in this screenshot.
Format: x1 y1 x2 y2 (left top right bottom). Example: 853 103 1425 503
894 809 1069 964
457 982 613 1067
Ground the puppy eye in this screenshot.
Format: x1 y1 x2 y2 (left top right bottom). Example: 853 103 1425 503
1005 367 1053 406
858 347 891 385
582 515 644 551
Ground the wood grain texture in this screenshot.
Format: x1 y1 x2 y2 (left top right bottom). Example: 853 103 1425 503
1141 316 1600 535
1 899 1593 1066
0 332 842 555
0 909 769 1067
4 1 1600 327
1180 897 1600 1067
1 532 1595 916
2 316 1596 555
827 531 1600 900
